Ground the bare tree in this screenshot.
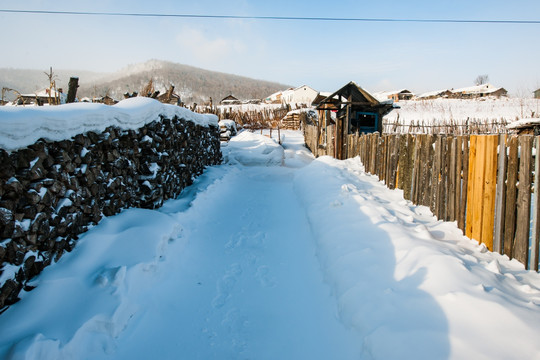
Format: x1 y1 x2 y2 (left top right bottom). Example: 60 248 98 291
44 67 60 105
475 74 489 86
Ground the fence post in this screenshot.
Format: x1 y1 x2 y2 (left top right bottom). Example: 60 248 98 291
531 136 540 271
494 135 507 254
504 136 519 258
514 136 533 268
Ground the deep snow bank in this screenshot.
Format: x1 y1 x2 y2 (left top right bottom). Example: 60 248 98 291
221 131 284 166
293 155 540 359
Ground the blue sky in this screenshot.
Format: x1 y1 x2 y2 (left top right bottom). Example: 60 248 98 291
1 0 539 95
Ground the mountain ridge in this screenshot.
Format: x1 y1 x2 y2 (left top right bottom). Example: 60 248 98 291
0 60 291 104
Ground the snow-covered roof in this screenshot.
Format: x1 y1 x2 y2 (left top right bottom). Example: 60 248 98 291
415 89 451 99
451 83 505 95
293 84 317 92
506 118 540 129
373 89 413 102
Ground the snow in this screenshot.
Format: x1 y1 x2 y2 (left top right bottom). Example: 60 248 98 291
385 97 540 123
221 130 284 166
1 130 540 359
507 117 540 129
0 97 218 152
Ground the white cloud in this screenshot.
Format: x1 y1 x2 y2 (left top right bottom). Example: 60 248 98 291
175 26 247 64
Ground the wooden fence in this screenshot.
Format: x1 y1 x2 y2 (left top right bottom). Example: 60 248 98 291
304 125 540 271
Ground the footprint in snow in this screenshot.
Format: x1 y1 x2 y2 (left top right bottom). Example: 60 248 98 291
212 263 243 309
255 265 276 288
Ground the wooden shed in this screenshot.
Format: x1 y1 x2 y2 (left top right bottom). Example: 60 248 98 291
315 81 395 159
220 95 241 105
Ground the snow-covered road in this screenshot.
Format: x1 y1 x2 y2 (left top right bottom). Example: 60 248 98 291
110 151 360 358
1 130 540 360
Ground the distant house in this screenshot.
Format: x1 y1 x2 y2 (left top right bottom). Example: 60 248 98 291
534 88 540 99
157 85 181 105
450 84 507 99
415 89 453 100
17 88 67 105
264 88 292 104
374 89 414 102
315 81 396 159
220 95 241 105
507 118 540 135
93 95 118 105
265 85 318 105
280 85 318 105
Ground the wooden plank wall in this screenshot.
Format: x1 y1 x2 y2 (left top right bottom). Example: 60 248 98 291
304 125 539 271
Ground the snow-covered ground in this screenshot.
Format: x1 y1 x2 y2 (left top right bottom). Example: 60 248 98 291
385 97 540 124
1 130 540 359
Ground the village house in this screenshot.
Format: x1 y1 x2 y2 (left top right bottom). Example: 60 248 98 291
16 88 67 105
373 89 414 102
314 81 395 160
220 95 241 105
280 85 318 105
265 85 318 105
264 89 289 104
534 88 540 99
92 95 118 105
507 118 540 135
415 89 453 100
157 85 181 105
450 83 507 99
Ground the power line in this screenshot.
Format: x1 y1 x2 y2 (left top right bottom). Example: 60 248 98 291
0 9 539 24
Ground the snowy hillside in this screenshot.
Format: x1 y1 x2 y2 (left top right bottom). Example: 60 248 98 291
385 97 540 124
1 130 539 359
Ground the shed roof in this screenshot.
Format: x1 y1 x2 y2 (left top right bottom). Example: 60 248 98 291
221 94 239 102
316 81 391 110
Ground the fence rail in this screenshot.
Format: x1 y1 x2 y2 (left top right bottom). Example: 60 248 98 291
304 125 540 271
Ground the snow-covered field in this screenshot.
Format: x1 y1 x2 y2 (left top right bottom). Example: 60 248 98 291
385 97 540 124
1 129 540 359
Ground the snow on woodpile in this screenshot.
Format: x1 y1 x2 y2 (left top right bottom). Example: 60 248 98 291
0 97 218 151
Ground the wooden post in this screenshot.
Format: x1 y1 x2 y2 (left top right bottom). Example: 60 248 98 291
504 136 519 258
481 135 499 251
513 136 533 268
466 135 478 240
448 137 457 222
432 136 442 217
531 136 540 271
67 77 79 103
455 136 463 222
422 135 434 207
411 135 422 204
459 136 469 233
494 135 507 254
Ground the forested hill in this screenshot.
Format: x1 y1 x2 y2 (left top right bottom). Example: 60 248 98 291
1 59 290 104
